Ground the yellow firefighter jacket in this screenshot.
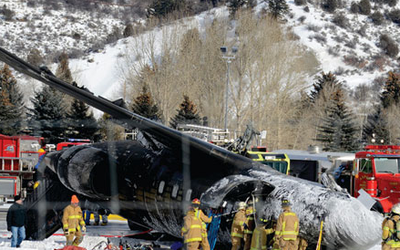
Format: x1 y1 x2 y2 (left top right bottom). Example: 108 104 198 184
195 208 212 238
245 206 255 235
382 214 400 248
182 210 202 244
250 224 274 250
275 207 299 241
231 209 247 238
62 204 85 233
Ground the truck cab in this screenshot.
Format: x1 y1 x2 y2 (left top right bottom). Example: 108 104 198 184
246 147 290 175
353 145 400 213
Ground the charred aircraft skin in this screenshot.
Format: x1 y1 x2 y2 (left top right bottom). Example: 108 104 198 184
0 47 382 249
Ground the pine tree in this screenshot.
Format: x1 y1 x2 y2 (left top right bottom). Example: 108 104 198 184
227 0 250 16
0 64 25 135
363 105 390 144
28 86 68 144
170 95 201 129
148 0 186 18
309 72 340 103
381 71 400 109
66 98 100 141
131 86 162 121
316 87 360 151
55 52 73 83
267 0 289 19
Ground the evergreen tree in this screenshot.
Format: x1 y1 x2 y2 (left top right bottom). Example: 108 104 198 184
381 71 400 109
131 86 162 121
267 0 289 19
66 98 100 141
0 64 25 135
55 52 73 83
147 0 186 18
170 95 201 129
227 0 252 16
28 86 68 144
363 105 390 144
309 72 340 103
316 87 359 151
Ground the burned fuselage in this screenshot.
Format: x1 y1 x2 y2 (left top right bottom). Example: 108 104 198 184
0 46 382 249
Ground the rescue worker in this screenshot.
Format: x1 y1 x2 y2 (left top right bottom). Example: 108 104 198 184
244 204 256 250
181 200 203 250
192 198 212 250
275 199 299 250
231 202 247 250
62 195 86 246
382 203 400 250
250 217 273 250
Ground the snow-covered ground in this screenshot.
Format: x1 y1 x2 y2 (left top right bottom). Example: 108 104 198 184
0 219 173 250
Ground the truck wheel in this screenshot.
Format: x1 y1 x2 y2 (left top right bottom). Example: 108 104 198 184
371 201 383 214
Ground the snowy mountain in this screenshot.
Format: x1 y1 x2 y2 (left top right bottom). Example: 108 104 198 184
0 0 399 108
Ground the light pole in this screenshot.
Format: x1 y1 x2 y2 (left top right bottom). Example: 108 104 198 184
220 46 238 132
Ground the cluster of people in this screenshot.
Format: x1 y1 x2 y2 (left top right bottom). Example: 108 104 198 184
181 198 307 250
230 199 306 250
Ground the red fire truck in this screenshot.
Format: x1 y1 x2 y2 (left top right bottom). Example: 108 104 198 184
56 138 91 151
333 145 400 213
0 134 44 201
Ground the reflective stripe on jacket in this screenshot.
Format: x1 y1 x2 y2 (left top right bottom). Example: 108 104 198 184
182 210 202 243
250 225 268 250
275 208 299 241
382 215 400 247
62 204 85 232
231 209 246 238
195 209 211 237
245 213 255 235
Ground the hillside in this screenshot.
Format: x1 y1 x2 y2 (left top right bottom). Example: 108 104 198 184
1 0 399 98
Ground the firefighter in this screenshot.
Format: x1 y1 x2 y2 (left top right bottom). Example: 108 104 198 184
182 201 203 250
231 202 247 250
62 195 86 246
192 198 212 250
275 199 299 250
244 204 255 250
297 236 308 250
382 203 400 250
250 217 270 250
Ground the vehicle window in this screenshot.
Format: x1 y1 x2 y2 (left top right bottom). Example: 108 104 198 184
262 161 288 174
375 158 400 174
360 159 372 174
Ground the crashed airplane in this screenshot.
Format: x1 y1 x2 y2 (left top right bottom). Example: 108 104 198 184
0 47 382 249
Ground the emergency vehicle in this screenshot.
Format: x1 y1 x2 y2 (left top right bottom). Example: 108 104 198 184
337 145 400 213
246 146 290 175
0 134 44 201
56 138 91 151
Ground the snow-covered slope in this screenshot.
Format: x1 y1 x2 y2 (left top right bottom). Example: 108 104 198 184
0 0 399 103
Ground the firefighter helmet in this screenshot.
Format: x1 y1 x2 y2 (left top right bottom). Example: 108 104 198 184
238 201 247 210
259 217 268 224
192 198 201 205
281 199 291 207
392 203 400 215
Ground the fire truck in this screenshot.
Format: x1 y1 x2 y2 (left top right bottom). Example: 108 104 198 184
0 134 44 201
334 145 400 213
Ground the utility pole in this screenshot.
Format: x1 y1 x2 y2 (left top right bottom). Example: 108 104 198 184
220 46 238 132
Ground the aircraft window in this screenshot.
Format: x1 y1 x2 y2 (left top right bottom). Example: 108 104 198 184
360 159 372 174
172 184 179 198
158 181 165 194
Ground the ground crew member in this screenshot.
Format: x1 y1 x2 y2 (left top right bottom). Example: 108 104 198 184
62 195 86 246
192 198 212 250
231 202 247 250
182 201 203 250
244 204 255 250
382 203 400 250
250 217 274 250
275 199 299 250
